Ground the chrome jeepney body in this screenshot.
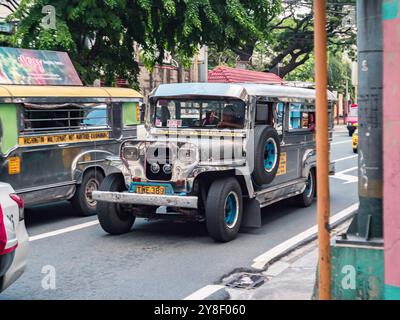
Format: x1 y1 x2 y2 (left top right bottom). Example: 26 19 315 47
93 83 336 228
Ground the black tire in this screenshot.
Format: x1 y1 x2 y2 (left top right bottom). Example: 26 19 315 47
294 168 316 207
252 125 281 186
205 177 243 242
97 173 136 235
71 168 104 216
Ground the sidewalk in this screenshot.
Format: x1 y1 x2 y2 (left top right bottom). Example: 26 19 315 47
219 220 351 300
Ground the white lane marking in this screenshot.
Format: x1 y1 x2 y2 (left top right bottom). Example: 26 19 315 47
183 285 225 300
333 155 357 163
331 140 352 145
331 166 358 184
29 220 99 242
251 202 359 270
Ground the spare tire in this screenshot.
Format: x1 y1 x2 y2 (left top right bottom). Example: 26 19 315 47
251 125 281 186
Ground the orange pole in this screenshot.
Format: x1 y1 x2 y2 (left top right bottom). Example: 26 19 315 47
313 0 331 300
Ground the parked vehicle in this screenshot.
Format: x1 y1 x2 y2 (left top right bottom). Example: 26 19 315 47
352 129 358 153
93 83 336 242
0 85 143 216
0 182 28 292
346 103 358 136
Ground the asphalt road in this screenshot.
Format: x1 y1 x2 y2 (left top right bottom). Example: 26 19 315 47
0 128 358 300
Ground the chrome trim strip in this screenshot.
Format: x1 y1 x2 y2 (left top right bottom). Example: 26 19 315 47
92 191 198 209
16 181 76 194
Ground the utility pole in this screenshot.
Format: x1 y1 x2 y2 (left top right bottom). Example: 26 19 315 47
313 0 331 300
348 0 383 242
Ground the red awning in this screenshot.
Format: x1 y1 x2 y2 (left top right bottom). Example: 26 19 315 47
208 66 283 84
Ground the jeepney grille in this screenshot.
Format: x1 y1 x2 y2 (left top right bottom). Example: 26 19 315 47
145 146 173 181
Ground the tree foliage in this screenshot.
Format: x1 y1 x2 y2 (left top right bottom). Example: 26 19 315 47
264 0 356 77
209 0 356 78
286 51 353 96
5 0 281 86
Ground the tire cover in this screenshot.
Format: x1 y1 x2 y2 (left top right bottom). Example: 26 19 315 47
251 125 281 186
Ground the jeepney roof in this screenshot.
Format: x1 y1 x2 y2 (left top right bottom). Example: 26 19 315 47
0 85 143 100
149 82 336 102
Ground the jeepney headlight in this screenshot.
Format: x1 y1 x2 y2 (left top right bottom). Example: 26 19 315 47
178 144 198 164
123 146 139 161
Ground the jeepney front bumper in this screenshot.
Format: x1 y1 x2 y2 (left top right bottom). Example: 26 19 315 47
92 191 198 209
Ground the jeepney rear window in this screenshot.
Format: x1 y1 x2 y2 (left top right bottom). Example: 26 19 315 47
21 103 110 135
153 99 245 129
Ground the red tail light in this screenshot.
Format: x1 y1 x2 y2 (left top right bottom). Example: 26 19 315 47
10 194 24 221
0 205 7 255
10 194 24 209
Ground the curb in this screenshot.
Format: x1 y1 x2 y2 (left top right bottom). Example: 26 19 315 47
251 203 358 270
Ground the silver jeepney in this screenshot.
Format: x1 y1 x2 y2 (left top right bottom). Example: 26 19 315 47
93 83 336 242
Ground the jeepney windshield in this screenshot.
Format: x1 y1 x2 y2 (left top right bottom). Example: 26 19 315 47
153 99 245 129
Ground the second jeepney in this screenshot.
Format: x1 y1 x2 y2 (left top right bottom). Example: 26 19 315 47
93 83 336 242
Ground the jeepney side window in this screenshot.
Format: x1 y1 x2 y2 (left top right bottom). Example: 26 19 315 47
288 103 315 131
275 102 284 135
122 102 141 126
21 103 110 135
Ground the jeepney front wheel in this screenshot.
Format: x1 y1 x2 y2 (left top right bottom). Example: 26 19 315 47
205 177 243 242
97 173 136 235
72 168 104 216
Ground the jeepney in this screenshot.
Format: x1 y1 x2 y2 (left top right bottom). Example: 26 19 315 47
93 83 336 242
0 85 143 216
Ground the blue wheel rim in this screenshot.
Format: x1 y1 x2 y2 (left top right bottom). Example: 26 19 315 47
264 138 277 172
225 192 238 228
305 172 313 197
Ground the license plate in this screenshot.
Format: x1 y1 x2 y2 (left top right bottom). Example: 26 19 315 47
135 185 166 195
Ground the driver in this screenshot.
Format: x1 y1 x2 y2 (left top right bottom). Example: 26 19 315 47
217 105 242 129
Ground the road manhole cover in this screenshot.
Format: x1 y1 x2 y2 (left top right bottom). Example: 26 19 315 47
225 273 266 289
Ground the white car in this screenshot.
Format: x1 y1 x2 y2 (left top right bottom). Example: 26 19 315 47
0 182 29 293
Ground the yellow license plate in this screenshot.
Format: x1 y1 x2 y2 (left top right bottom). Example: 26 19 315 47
135 185 166 195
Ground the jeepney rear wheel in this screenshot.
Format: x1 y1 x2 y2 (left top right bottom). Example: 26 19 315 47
205 177 243 242
294 168 316 207
97 173 136 235
72 168 104 216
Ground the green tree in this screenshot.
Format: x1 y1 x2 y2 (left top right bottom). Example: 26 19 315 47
264 0 356 77
286 51 353 97
209 0 356 77
7 0 281 86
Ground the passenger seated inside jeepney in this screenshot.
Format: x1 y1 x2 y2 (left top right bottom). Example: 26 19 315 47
156 102 171 127
202 111 219 126
217 105 243 129
308 112 315 132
